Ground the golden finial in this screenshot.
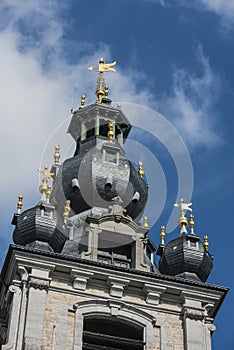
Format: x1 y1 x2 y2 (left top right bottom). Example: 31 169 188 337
81 94 85 107
39 177 48 197
88 58 116 103
63 200 71 224
138 161 144 178
204 235 209 251
160 225 165 245
190 214 195 234
178 211 188 228
17 195 23 214
108 121 114 142
53 145 60 166
117 104 122 109
143 216 148 229
46 185 51 202
38 165 54 181
104 85 109 96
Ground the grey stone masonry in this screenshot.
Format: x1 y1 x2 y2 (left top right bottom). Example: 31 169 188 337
0 245 228 350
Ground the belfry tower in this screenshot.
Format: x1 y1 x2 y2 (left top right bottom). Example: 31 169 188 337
0 59 228 350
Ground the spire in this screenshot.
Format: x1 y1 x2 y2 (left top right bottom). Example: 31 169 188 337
88 57 116 103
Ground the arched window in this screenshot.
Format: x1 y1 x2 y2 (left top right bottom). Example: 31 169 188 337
83 316 145 350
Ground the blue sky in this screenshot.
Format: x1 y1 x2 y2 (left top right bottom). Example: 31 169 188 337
0 0 234 348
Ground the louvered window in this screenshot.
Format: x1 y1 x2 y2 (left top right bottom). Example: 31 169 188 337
83 317 144 350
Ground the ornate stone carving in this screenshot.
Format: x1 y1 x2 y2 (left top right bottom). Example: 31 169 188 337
18 266 28 282
9 285 21 294
29 277 50 290
207 323 216 332
183 307 204 320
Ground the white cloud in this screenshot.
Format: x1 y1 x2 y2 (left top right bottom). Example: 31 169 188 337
0 1 153 234
198 0 234 26
141 0 234 27
0 0 223 242
156 47 222 149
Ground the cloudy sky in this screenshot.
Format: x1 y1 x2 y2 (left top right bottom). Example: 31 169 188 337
0 1 234 348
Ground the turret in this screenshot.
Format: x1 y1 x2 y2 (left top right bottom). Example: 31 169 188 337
157 199 213 282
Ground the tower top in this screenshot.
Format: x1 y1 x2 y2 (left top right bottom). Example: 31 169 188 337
88 57 117 103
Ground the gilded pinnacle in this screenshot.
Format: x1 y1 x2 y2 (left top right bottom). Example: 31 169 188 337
108 122 114 142
204 235 209 251
17 195 23 214
179 211 188 228
144 216 148 229
81 94 85 107
160 225 165 245
46 185 51 202
105 85 109 96
138 161 144 178
54 145 60 166
39 177 48 196
63 199 71 224
190 214 195 234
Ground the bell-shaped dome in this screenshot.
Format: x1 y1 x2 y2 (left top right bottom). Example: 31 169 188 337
51 144 148 223
12 202 67 252
157 208 213 282
158 232 213 282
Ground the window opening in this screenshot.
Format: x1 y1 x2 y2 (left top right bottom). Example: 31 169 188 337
83 317 144 350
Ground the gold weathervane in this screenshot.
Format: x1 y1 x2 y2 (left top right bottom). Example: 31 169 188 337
88 58 117 103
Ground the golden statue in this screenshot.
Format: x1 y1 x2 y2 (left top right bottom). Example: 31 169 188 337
38 165 54 181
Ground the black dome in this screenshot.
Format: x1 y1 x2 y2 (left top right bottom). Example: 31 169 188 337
51 139 148 222
158 233 213 282
13 203 67 252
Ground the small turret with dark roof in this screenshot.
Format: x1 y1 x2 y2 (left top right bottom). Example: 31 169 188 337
157 199 213 282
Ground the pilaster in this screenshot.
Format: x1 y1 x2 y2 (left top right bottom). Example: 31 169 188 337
23 266 53 350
